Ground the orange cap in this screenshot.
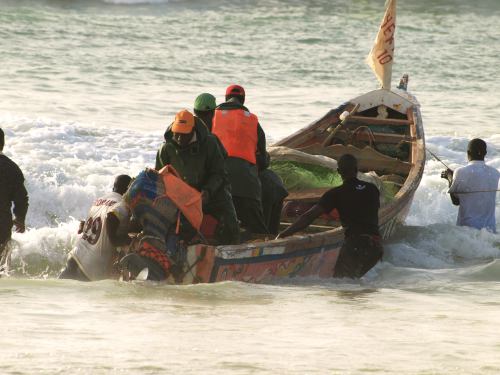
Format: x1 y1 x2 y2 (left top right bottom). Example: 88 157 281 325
171 110 195 134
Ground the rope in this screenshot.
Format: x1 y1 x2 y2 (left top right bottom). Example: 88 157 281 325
450 189 500 194
349 125 377 150
427 149 500 194
426 148 451 170
179 247 207 283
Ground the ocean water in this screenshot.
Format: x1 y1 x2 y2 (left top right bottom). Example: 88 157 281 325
1 0 500 374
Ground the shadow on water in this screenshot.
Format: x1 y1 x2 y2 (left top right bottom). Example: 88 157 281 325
103 279 277 308
334 288 379 300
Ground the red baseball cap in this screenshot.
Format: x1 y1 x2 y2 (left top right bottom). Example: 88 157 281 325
225 84 245 97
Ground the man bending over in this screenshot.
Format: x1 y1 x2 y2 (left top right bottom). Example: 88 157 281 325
59 175 132 281
277 154 383 278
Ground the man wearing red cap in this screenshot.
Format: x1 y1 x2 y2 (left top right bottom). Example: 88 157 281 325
156 110 240 245
211 85 270 235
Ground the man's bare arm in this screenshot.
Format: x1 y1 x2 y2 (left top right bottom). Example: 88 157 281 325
277 204 326 239
441 168 460 205
106 213 132 247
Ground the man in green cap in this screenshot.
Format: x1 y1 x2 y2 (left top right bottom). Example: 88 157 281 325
194 93 217 131
156 109 240 245
193 93 228 159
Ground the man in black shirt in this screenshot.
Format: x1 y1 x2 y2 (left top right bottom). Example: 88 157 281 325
0 128 29 262
277 154 383 278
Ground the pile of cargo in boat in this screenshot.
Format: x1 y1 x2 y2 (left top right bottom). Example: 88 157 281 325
270 159 401 203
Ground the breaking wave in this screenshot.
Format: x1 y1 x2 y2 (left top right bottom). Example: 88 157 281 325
2 115 500 283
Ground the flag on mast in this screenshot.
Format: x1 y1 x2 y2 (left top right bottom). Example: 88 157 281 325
366 0 397 89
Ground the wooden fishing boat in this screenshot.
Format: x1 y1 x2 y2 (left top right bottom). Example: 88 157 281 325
175 87 425 284
170 0 424 284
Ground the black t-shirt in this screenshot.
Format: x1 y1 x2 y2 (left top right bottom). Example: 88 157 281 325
318 177 380 237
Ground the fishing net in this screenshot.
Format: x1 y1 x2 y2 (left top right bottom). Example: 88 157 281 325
381 181 401 202
270 160 343 191
269 158 400 203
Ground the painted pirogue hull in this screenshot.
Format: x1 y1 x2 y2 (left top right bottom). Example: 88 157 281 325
176 89 425 284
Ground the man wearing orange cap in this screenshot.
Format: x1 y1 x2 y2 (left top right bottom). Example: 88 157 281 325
211 85 270 235
156 110 240 245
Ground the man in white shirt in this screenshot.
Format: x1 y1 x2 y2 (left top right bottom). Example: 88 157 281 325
59 175 132 281
441 139 500 233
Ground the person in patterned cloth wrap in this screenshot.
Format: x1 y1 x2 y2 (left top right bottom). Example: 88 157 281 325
119 167 202 281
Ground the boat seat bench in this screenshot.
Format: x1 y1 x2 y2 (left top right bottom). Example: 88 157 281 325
284 187 330 202
345 115 411 126
333 129 414 145
297 143 412 175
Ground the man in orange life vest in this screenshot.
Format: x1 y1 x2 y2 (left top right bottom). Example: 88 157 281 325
195 92 287 235
212 85 269 235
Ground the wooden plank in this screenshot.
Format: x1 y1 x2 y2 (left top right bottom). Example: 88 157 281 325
281 218 341 228
297 144 412 175
277 103 356 148
277 112 340 148
285 187 331 202
280 222 337 230
346 115 411 126
334 129 413 144
407 107 417 163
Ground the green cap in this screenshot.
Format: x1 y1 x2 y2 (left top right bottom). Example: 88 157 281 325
194 93 216 112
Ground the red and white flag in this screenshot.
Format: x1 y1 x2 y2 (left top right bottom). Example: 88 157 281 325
367 0 397 89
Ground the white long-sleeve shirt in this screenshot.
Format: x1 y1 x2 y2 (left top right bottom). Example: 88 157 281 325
449 160 500 232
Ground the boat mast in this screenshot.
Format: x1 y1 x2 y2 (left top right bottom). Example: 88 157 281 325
366 0 397 90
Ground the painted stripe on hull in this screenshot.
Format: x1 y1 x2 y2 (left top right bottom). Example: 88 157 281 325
209 240 343 283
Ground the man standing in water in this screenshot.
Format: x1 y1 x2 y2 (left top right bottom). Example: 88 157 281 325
59 175 132 281
0 128 29 267
441 138 500 233
277 154 383 278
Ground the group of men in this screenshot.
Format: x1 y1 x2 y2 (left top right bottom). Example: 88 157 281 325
1 97 499 282
59 85 289 281
155 85 288 245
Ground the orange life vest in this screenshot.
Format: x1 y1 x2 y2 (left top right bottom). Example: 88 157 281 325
212 108 258 164
158 165 203 231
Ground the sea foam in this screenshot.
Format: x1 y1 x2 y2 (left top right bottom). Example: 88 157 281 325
2 115 500 280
